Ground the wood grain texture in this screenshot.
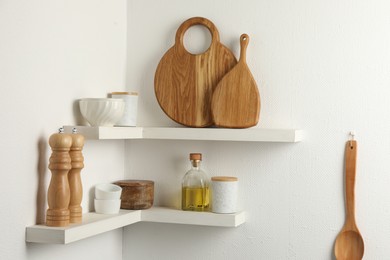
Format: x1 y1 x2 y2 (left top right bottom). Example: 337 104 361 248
46 133 72 227
154 17 237 127
68 132 84 223
114 180 154 210
211 34 260 128
334 140 364 260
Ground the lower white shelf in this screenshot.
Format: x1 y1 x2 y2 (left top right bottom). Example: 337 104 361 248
26 207 246 244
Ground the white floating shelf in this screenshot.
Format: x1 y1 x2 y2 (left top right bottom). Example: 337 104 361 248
141 207 245 227
26 207 246 244
63 126 143 140
63 126 302 142
26 210 141 244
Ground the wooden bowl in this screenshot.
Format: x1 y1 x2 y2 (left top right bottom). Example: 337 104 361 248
113 180 154 210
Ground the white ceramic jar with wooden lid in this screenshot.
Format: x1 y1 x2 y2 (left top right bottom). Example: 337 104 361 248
211 176 238 214
111 92 138 126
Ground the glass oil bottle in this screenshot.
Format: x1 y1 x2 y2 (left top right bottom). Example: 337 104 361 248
181 153 210 211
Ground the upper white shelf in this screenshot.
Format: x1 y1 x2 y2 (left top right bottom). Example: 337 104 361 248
26 207 246 244
63 126 302 142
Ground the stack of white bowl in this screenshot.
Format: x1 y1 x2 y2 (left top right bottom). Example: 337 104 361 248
94 183 122 214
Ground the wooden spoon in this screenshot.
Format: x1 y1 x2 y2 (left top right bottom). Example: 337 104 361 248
334 140 364 260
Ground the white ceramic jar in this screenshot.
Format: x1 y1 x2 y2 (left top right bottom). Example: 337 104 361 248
111 92 138 126
211 176 238 214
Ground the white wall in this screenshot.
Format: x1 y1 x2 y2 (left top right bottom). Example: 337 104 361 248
2 0 390 259
0 0 126 259
124 0 390 259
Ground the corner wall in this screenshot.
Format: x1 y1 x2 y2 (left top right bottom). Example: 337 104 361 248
124 0 390 259
0 1 127 259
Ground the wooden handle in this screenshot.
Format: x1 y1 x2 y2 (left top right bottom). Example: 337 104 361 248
345 140 357 226
239 34 249 63
175 17 220 52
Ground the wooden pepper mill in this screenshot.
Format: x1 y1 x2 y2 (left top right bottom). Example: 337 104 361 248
46 128 72 227
68 128 85 223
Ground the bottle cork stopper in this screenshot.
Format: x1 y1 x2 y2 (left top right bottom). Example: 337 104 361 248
189 153 202 161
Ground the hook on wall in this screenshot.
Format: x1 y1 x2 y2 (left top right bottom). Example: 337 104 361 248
349 131 355 148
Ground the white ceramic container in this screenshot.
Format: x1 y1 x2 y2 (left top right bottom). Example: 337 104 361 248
211 176 238 214
110 92 138 126
79 98 125 126
94 199 121 214
95 183 122 200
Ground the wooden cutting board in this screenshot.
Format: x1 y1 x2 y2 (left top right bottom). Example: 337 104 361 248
211 34 260 128
154 17 237 127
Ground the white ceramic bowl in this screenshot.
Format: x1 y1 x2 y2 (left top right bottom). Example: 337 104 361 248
94 199 121 214
79 98 125 126
95 183 122 200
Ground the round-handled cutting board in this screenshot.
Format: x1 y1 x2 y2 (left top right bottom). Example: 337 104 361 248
154 17 237 127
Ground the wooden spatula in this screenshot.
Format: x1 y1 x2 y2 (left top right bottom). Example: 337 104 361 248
211 34 260 128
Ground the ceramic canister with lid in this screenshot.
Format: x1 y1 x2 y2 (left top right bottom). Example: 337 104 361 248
111 92 138 126
211 176 238 214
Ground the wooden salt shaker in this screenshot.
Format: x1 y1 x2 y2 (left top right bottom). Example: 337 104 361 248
46 128 72 227
68 128 84 223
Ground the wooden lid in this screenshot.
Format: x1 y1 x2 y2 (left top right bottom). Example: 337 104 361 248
114 180 154 187
211 176 238 182
111 91 138 96
190 153 202 160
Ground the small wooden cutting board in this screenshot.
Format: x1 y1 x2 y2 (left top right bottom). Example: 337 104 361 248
211 34 260 128
154 17 237 127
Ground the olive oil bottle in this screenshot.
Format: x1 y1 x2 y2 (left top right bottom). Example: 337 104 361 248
182 153 210 211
